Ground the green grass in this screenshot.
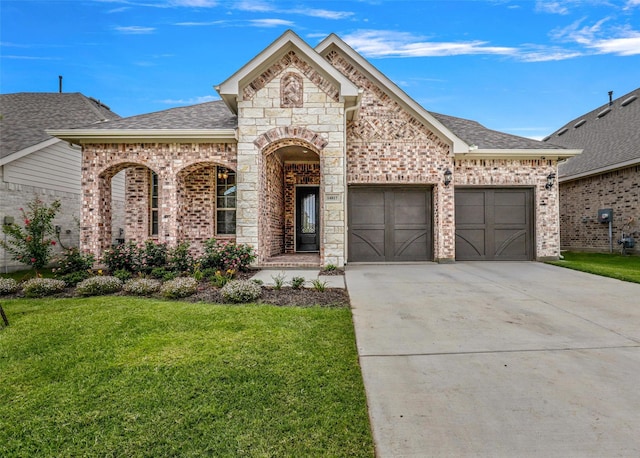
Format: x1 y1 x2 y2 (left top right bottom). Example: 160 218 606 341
547 251 640 283
0 297 374 457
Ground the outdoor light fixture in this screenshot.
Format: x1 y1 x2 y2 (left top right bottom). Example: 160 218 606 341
217 167 229 180
444 168 452 186
545 172 556 190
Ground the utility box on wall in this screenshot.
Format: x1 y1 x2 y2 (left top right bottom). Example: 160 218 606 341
598 208 613 224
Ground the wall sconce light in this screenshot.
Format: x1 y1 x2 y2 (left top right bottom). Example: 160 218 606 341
545 172 556 190
444 168 452 187
217 167 228 180
118 228 124 237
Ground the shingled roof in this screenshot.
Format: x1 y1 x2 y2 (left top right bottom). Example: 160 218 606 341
431 112 560 150
543 87 640 180
78 100 237 130
0 92 120 160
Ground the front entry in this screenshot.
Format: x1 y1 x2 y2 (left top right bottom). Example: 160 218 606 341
296 186 320 252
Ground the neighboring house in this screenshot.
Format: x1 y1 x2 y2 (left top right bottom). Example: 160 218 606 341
544 88 640 254
49 31 579 268
0 92 122 272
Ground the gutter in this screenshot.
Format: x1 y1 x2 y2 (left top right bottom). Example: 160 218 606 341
455 148 582 161
46 128 238 144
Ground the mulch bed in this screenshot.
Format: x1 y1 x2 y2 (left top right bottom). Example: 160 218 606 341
1 271 350 308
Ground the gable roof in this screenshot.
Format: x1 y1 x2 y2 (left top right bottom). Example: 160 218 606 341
316 33 577 159
544 87 640 180
216 30 360 115
0 92 119 162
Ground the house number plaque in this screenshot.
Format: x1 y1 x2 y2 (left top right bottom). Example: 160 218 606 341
325 193 342 203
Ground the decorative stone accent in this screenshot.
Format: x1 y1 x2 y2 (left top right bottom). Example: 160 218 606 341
281 72 303 108
254 126 328 151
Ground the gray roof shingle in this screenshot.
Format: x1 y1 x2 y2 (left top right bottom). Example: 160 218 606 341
430 111 560 150
75 100 237 130
543 87 640 178
0 92 120 159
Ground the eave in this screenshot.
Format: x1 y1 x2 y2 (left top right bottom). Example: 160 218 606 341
559 157 640 183
0 137 64 166
455 148 582 161
46 129 238 145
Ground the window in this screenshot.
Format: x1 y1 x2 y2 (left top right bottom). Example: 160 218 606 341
216 167 236 235
150 171 159 236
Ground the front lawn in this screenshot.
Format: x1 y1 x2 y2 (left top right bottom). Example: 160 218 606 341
0 297 374 457
547 251 640 283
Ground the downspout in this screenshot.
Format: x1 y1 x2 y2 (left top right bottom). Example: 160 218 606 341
342 89 363 266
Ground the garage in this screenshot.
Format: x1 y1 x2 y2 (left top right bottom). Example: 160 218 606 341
348 187 433 262
455 188 533 261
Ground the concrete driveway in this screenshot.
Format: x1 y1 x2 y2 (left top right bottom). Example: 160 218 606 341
346 262 640 457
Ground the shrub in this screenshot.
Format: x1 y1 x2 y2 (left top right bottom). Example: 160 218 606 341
22 278 66 298
199 239 255 272
113 269 133 283
168 241 195 274
123 278 161 296
311 279 327 292
102 241 141 273
209 272 231 288
0 278 21 296
271 272 286 290
290 276 306 289
0 198 61 272
161 277 198 299
75 276 123 297
60 270 92 286
324 264 337 272
54 247 95 276
139 240 168 273
221 279 262 304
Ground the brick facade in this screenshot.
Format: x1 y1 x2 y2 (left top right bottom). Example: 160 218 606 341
73 34 566 267
326 49 456 261
455 159 561 260
80 143 236 259
560 165 639 254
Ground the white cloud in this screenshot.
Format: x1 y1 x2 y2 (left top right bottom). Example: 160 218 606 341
518 46 583 62
290 8 353 20
535 1 569 15
175 20 226 26
114 25 156 34
590 33 640 55
168 0 217 6
235 0 273 12
625 0 640 9
249 18 294 27
342 30 516 58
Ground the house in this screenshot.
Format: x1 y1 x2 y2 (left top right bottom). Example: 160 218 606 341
0 92 121 272
49 31 580 268
544 88 640 254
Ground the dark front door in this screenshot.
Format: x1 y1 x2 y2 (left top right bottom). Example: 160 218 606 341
348 187 433 262
455 188 533 261
296 187 320 252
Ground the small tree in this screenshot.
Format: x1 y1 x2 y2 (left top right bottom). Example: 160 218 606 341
1 198 61 273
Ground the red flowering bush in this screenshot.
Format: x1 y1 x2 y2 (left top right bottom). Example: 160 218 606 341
0 198 61 272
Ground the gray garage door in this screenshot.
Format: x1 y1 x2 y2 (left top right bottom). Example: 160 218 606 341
455 188 533 261
348 187 432 262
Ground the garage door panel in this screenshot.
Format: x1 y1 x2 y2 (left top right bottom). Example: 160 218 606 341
456 189 532 261
456 229 486 258
349 187 432 262
495 229 528 258
394 230 429 260
350 229 385 262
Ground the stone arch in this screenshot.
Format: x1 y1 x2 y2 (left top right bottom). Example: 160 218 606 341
254 126 328 153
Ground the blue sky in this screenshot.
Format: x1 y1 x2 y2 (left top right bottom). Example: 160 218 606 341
1 0 639 139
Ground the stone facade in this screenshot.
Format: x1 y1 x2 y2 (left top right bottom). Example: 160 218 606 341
560 165 639 254
236 53 346 266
